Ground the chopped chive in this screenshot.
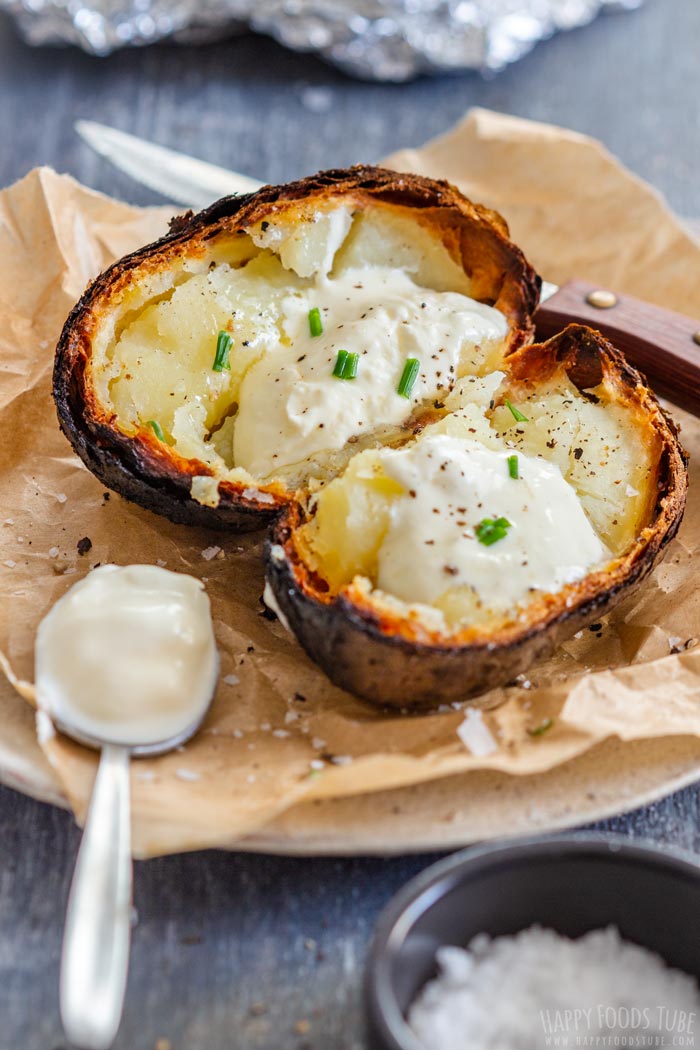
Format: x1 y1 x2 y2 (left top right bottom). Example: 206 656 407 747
508 454 519 480
527 717 554 737
146 420 165 442
212 330 233 372
342 351 359 379
475 516 512 546
333 350 349 377
332 350 359 380
308 307 323 337
505 399 529 423
398 358 420 399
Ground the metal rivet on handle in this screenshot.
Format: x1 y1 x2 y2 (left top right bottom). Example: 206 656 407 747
586 289 618 309
693 331 700 347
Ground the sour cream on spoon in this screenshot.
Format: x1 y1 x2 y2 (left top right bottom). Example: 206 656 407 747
35 564 218 1050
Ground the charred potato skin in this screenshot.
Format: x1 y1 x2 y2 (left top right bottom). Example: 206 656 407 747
53 166 540 531
264 325 688 710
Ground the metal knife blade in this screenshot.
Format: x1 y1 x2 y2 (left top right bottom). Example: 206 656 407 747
75 121 263 208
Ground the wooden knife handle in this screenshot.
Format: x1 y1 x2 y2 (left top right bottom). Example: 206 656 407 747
535 278 700 415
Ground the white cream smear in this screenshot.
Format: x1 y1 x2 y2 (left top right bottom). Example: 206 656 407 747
375 434 608 614
34 564 218 747
232 268 507 478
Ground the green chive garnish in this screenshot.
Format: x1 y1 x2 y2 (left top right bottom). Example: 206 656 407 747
505 399 529 423
398 358 420 399
333 350 349 377
508 454 519 479
332 350 359 380
308 307 323 337
146 420 165 442
475 516 512 546
527 717 554 737
343 352 359 379
212 330 233 372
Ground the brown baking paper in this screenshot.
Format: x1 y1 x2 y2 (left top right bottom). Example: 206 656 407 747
2 110 700 857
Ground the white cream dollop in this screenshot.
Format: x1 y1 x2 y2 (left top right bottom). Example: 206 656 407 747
375 434 608 615
34 564 218 747
232 267 507 478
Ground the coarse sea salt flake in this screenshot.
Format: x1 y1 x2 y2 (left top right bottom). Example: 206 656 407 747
223 674 240 686
201 545 222 561
175 768 200 782
36 709 55 744
457 709 498 757
3 560 16 568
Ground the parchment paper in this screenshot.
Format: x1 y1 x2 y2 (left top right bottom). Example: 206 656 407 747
2 110 700 858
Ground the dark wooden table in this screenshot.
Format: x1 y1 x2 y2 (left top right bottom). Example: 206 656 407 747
1 2 699 1047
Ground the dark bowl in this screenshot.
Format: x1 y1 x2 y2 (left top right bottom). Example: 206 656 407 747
365 834 700 1050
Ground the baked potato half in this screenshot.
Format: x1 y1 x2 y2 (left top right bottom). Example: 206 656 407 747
265 325 688 709
53 166 539 530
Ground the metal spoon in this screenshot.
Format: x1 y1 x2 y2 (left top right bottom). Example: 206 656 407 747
57 706 214 1050
34 564 217 1048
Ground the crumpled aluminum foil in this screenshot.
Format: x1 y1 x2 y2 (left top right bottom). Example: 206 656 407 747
1 0 643 80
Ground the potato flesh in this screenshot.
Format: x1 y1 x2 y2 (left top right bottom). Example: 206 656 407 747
299 375 654 627
99 205 499 489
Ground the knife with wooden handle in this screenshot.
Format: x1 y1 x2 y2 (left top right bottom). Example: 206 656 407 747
537 279 700 415
75 120 700 415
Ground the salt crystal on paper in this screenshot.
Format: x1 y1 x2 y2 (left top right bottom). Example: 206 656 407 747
201 545 222 561
36 709 55 744
175 768 200 782
457 709 499 757
330 755 353 766
311 737 326 750
310 759 325 771
3 560 16 568
272 729 290 738
56 493 67 504
156 559 167 568
284 710 299 724
48 547 59 558
223 674 240 686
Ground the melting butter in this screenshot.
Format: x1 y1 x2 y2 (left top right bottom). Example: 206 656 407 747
233 267 507 478
375 435 609 616
34 564 218 747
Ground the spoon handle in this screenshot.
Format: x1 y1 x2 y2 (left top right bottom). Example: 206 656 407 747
60 744 132 1050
